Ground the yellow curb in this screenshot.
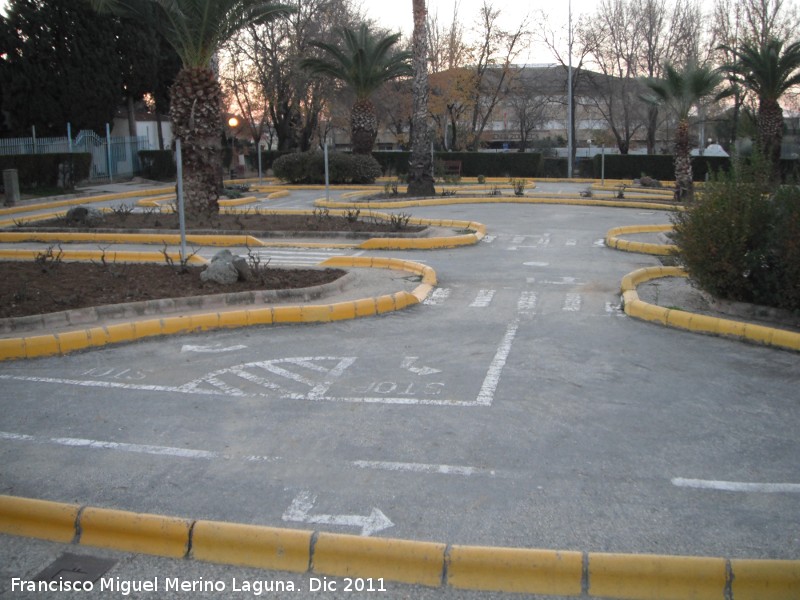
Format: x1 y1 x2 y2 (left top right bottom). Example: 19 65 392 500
0 187 174 217
606 224 676 256
620 267 800 352
447 546 583 595
313 532 446 587
191 520 312 573
79 506 191 558
316 196 677 211
588 552 727 600
0 255 436 360
2 494 799 599
0 495 79 543
0 248 207 265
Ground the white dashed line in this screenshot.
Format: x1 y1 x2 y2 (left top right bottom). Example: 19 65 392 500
562 293 582 312
469 289 496 307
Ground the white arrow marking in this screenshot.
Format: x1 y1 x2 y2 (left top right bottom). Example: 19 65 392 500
282 491 394 536
181 344 247 353
401 357 442 376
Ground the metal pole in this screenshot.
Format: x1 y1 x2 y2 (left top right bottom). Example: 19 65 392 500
32 125 37 154
324 142 330 203
258 142 263 185
601 144 605 185
67 123 73 153
567 0 573 179
105 123 113 182
176 138 187 262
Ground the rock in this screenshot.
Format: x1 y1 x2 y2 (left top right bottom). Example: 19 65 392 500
638 176 662 188
65 205 104 226
200 250 250 284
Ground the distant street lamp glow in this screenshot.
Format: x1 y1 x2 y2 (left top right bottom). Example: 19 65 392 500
228 116 239 128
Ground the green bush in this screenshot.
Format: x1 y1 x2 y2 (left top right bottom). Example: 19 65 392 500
0 153 91 190
138 150 175 180
672 155 800 311
271 151 382 184
372 151 543 178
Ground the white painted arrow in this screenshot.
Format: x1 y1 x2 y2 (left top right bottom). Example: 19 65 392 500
180 344 247 353
401 356 442 376
282 491 394 536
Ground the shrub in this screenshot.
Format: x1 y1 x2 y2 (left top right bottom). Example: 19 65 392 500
0 153 91 190
272 151 382 184
138 150 176 180
672 154 800 311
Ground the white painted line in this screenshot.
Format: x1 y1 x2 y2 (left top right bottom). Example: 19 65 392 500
401 356 442 376
423 287 451 305
672 477 800 493
593 238 606 247
605 301 625 317
469 289 496 307
542 277 581 285
0 430 279 462
510 235 526 244
517 291 538 314
0 375 225 397
476 319 519 405
562 293 582 312
565 239 577 246
352 460 493 477
482 235 497 243
523 261 549 267
181 344 247 353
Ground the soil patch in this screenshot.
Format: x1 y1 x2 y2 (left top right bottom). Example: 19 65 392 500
0 261 345 319
24 211 423 234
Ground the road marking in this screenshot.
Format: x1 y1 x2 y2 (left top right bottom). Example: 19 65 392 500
605 301 626 317
352 460 493 477
565 239 577 246
542 277 581 285
517 291 538 314
672 477 800 493
423 287 451 305
482 235 497 243
282 491 394 536
476 319 519 406
523 261 549 267
0 430 279 462
469 289 496 307
593 238 606 247
562 293 582 311
401 356 442 376
181 343 247 353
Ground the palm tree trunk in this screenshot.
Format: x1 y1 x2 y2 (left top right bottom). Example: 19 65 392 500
674 119 693 202
758 97 783 181
351 99 377 155
170 67 223 219
407 0 435 197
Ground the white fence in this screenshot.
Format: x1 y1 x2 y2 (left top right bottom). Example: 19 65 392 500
0 130 152 181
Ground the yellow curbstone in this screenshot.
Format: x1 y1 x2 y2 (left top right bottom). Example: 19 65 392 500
103 322 136 344
79 507 191 558
191 520 312 573
132 318 166 339
217 310 250 329
245 307 274 326
588 552 727 600
22 334 60 358
328 302 357 321
665 309 694 330
189 313 220 331
272 306 304 323
0 495 79 543
447 546 583 596
374 295 396 314
312 532 446 587
0 337 26 360
771 328 800 351
55 331 92 354
354 298 377 317
301 304 333 322
730 558 800 600
158 315 194 335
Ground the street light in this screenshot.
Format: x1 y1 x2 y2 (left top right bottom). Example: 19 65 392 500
227 116 239 179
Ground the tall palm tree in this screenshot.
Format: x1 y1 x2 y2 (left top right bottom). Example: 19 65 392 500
719 38 800 179
644 62 727 202
91 0 292 219
407 0 435 197
301 25 412 155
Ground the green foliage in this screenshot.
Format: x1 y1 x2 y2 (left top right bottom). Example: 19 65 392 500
372 152 543 178
672 155 800 311
0 0 121 135
591 154 731 181
272 151 382 184
0 154 92 190
138 150 176 180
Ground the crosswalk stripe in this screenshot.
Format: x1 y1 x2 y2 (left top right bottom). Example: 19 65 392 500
469 289 496 307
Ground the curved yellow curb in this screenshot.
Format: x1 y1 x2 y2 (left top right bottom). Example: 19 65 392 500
606 224 676 255
0 209 485 251
0 187 174 217
621 267 800 352
316 196 678 211
1 495 798 599
0 255 436 361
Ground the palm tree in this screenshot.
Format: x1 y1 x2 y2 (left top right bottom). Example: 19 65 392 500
644 62 727 202
407 0 435 197
91 0 292 219
301 25 412 155
719 38 800 179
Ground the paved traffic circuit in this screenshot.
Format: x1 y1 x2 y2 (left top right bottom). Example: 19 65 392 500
0 181 798 598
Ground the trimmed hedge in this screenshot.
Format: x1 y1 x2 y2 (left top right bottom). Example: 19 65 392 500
272 151 382 184
138 150 176 180
0 153 92 190
246 150 293 172
373 151 544 178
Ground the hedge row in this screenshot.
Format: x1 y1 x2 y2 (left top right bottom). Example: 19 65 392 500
373 151 544 178
138 150 176 180
0 153 92 190
272 151 382 184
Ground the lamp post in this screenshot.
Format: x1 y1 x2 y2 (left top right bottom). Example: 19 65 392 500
227 116 239 180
